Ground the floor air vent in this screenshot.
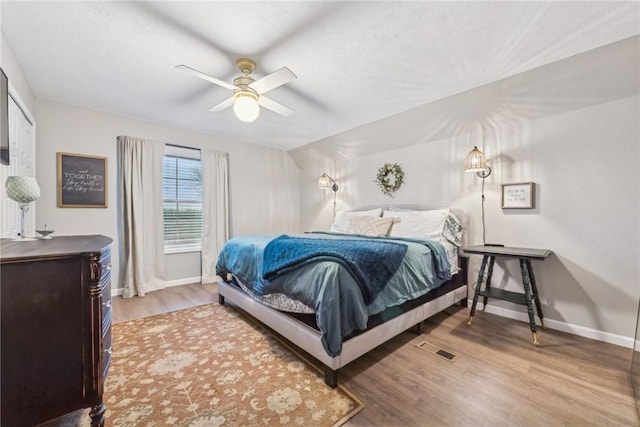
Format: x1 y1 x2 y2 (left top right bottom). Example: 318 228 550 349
415 341 457 362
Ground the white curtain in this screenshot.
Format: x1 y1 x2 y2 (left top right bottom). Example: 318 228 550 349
201 149 229 283
117 136 166 297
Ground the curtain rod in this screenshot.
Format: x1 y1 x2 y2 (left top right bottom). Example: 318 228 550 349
166 143 200 151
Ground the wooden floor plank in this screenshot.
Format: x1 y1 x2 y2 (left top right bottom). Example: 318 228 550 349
105 282 638 426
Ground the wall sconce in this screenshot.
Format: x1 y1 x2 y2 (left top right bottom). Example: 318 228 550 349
5 176 41 241
464 146 491 245
464 146 491 178
318 173 338 192
318 173 338 217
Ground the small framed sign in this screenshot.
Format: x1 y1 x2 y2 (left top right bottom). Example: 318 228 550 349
501 182 534 209
57 152 108 208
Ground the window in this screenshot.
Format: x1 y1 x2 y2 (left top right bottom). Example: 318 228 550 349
162 146 202 253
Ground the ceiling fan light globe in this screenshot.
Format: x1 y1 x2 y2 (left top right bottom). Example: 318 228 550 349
233 93 260 123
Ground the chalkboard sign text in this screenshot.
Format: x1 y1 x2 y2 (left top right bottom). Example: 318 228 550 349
57 152 108 208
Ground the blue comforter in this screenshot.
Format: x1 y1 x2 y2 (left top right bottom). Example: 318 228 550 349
262 235 408 305
216 232 451 357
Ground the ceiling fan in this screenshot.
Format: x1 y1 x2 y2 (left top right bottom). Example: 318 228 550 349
176 58 297 123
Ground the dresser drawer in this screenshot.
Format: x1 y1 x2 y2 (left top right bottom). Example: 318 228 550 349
101 279 112 334
99 251 112 378
102 320 112 379
101 245 112 270
100 256 112 285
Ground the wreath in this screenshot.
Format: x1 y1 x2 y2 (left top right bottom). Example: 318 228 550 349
375 163 405 197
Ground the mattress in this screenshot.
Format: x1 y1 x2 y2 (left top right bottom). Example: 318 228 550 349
216 232 454 356
227 261 466 337
231 239 459 314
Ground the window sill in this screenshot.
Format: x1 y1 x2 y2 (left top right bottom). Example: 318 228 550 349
164 246 202 255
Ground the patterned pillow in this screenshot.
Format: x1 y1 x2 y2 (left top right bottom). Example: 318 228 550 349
330 208 382 233
443 212 463 246
347 216 396 237
386 206 414 212
383 209 449 241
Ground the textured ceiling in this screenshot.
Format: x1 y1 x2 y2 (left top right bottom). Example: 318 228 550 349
1 1 639 150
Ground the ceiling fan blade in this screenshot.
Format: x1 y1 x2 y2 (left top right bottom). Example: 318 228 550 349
176 64 236 91
249 67 297 95
208 96 235 112
258 96 294 116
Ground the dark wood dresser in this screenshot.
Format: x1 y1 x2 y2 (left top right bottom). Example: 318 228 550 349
0 235 113 426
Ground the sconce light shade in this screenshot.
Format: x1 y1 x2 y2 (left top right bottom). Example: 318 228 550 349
233 91 260 123
464 146 491 178
318 173 338 192
6 176 40 203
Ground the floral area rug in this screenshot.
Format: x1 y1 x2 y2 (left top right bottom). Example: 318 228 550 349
104 303 363 426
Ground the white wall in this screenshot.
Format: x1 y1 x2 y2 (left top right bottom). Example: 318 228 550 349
1 31 35 113
293 95 639 345
34 99 300 289
289 38 640 345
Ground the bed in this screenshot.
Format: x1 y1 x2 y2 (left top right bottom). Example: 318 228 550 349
216 207 468 387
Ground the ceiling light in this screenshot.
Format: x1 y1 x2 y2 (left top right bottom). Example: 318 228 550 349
233 91 260 123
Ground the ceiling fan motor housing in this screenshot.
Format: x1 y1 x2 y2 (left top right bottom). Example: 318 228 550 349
234 58 257 92
236 58 256 75
233 75 255 89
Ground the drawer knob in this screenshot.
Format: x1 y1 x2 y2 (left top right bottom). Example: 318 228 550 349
103 300 112 308
104 347 113 355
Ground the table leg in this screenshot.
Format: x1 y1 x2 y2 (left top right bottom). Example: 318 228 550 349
467 255 489 326
482 255 496 312
526 259 545 329
519 258 539 345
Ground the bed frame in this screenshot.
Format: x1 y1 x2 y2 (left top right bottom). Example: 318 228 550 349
218 206 470 388
218 263 467 388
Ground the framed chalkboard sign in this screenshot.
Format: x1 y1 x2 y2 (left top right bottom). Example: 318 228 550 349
57 152 108 208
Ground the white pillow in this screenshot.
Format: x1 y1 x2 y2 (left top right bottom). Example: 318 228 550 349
346 216 395 237
382 209 449 241
330 208 382 233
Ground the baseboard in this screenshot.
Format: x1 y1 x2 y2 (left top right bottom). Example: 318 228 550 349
468 300 634 349
112 276 201 297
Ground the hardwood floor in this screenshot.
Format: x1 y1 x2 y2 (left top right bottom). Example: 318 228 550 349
342 307 638 426
110 282 639 426
112 282 219 322
51 282 640 426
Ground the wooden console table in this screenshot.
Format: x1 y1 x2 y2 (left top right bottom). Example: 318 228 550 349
463 245 552 345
